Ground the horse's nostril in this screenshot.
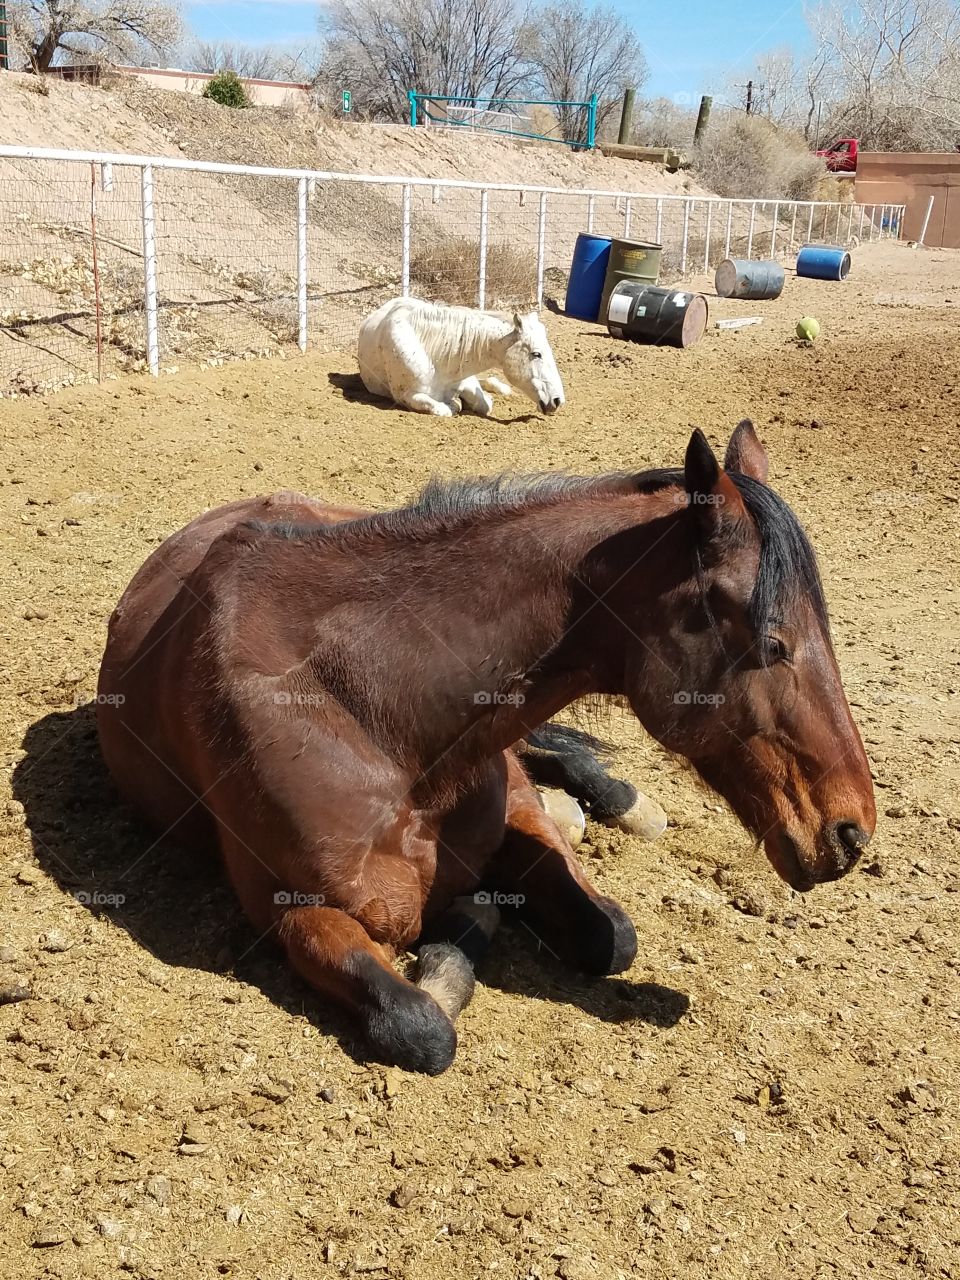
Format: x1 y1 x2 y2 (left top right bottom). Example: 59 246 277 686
833 820 870 872
551 396 562 409
837 821 870 853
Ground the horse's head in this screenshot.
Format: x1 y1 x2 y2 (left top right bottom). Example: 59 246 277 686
621 421 876 892
502 310 565 416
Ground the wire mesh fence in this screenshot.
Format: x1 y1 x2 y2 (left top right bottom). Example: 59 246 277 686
0 145 905 397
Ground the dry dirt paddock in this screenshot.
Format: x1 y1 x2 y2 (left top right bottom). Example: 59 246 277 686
1 242 959 1280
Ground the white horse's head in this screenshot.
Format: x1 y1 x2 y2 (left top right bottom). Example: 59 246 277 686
501 311 565 415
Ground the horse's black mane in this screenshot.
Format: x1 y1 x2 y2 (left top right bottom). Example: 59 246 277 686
255 465 828 631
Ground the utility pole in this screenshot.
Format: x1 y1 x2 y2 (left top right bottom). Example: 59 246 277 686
745 79 753 115
0 1 9 72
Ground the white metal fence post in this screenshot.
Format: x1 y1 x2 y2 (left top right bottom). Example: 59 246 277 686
587 193 595 234
790 203 798 248
918 195 935 246
140 163 159 377
624 197 632 239
703 201 713 273
724 201 733 258
680 199 691 274
746 201 757 257
401 184 411 296
858 205 866 238
536 193 547 308
297 177 308 353
770 201 779 257
655 198 663 244
835 203 843 240
478 188 489 309
807 204 815 241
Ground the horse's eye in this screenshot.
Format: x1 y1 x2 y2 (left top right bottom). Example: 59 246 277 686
530 351 543 360
762 635 792 663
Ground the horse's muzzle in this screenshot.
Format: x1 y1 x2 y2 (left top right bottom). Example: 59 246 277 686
769 821 871 891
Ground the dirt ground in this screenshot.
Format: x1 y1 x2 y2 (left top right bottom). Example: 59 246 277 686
1 241 959 1280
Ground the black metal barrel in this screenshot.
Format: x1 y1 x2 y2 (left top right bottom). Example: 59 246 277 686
605 281 709 348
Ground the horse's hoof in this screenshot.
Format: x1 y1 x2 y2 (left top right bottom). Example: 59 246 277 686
578 896 638 975
363 986 458 1075
539 788 587 847
606 792 668 842
413 943 476 1021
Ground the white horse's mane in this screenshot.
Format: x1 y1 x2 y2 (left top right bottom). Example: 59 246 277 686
404 299 514 367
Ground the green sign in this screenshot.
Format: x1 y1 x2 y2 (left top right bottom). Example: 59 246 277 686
341 90 352 113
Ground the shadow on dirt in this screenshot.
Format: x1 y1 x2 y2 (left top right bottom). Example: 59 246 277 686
327 370 385 407
14 705 688 1068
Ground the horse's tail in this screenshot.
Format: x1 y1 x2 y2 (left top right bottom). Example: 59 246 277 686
523 723 616 761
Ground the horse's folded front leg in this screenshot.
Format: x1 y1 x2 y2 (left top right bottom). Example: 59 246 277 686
456 376 494 417
489 757 638 976
479 375 512 398
406 392 455 416
278 906 457 1074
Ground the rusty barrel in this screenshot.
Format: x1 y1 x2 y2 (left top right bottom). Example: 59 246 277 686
714 257 785 300
606 281 708 348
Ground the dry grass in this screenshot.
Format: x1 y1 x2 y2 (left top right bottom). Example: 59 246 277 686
693 114 826 201
410 238 538 308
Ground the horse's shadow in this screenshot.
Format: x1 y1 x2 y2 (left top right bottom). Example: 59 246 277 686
327 370 385 407
13 706 687 1066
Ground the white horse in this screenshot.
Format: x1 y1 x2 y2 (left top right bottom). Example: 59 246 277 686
357 297 565 418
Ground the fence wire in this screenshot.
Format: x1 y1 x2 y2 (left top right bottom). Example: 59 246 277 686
0 147 904 396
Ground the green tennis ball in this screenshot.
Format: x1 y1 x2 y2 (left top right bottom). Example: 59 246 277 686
796 316 821 340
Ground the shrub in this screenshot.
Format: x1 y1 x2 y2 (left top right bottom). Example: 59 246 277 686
693 113 825 201
410 239 538 308
202 70 250 109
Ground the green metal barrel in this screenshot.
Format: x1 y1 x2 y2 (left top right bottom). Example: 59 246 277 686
599 239 662 323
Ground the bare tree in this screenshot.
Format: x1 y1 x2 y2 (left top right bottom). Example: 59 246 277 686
525 1 648 142
632 96 697 147
184 39 319 82
10 0 181 72
808 0 960 147
319 0 532 121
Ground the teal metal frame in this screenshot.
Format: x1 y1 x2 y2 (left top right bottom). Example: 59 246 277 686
408 90 599 148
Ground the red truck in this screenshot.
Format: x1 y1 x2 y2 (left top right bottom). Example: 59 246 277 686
816 137 858 172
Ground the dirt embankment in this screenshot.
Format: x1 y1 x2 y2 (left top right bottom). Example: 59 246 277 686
0 73 709 197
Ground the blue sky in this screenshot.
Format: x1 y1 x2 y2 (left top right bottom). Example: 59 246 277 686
182 0 812 100
623 1 812 100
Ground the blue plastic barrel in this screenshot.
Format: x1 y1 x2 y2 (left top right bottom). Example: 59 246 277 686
715 258 785 300
565 233 612 321
796 243 851 281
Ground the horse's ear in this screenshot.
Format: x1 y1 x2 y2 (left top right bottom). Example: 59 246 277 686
724 419 769 484
684 429 748 541
512 310 523 331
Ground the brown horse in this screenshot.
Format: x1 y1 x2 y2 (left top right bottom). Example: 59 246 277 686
96 421 875 1073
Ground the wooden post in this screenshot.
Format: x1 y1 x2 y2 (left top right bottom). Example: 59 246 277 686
617 88 635 145
694 96 713 146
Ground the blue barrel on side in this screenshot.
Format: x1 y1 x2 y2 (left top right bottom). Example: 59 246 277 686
565 233 612 321
796 243 851 281
715 258 785 300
